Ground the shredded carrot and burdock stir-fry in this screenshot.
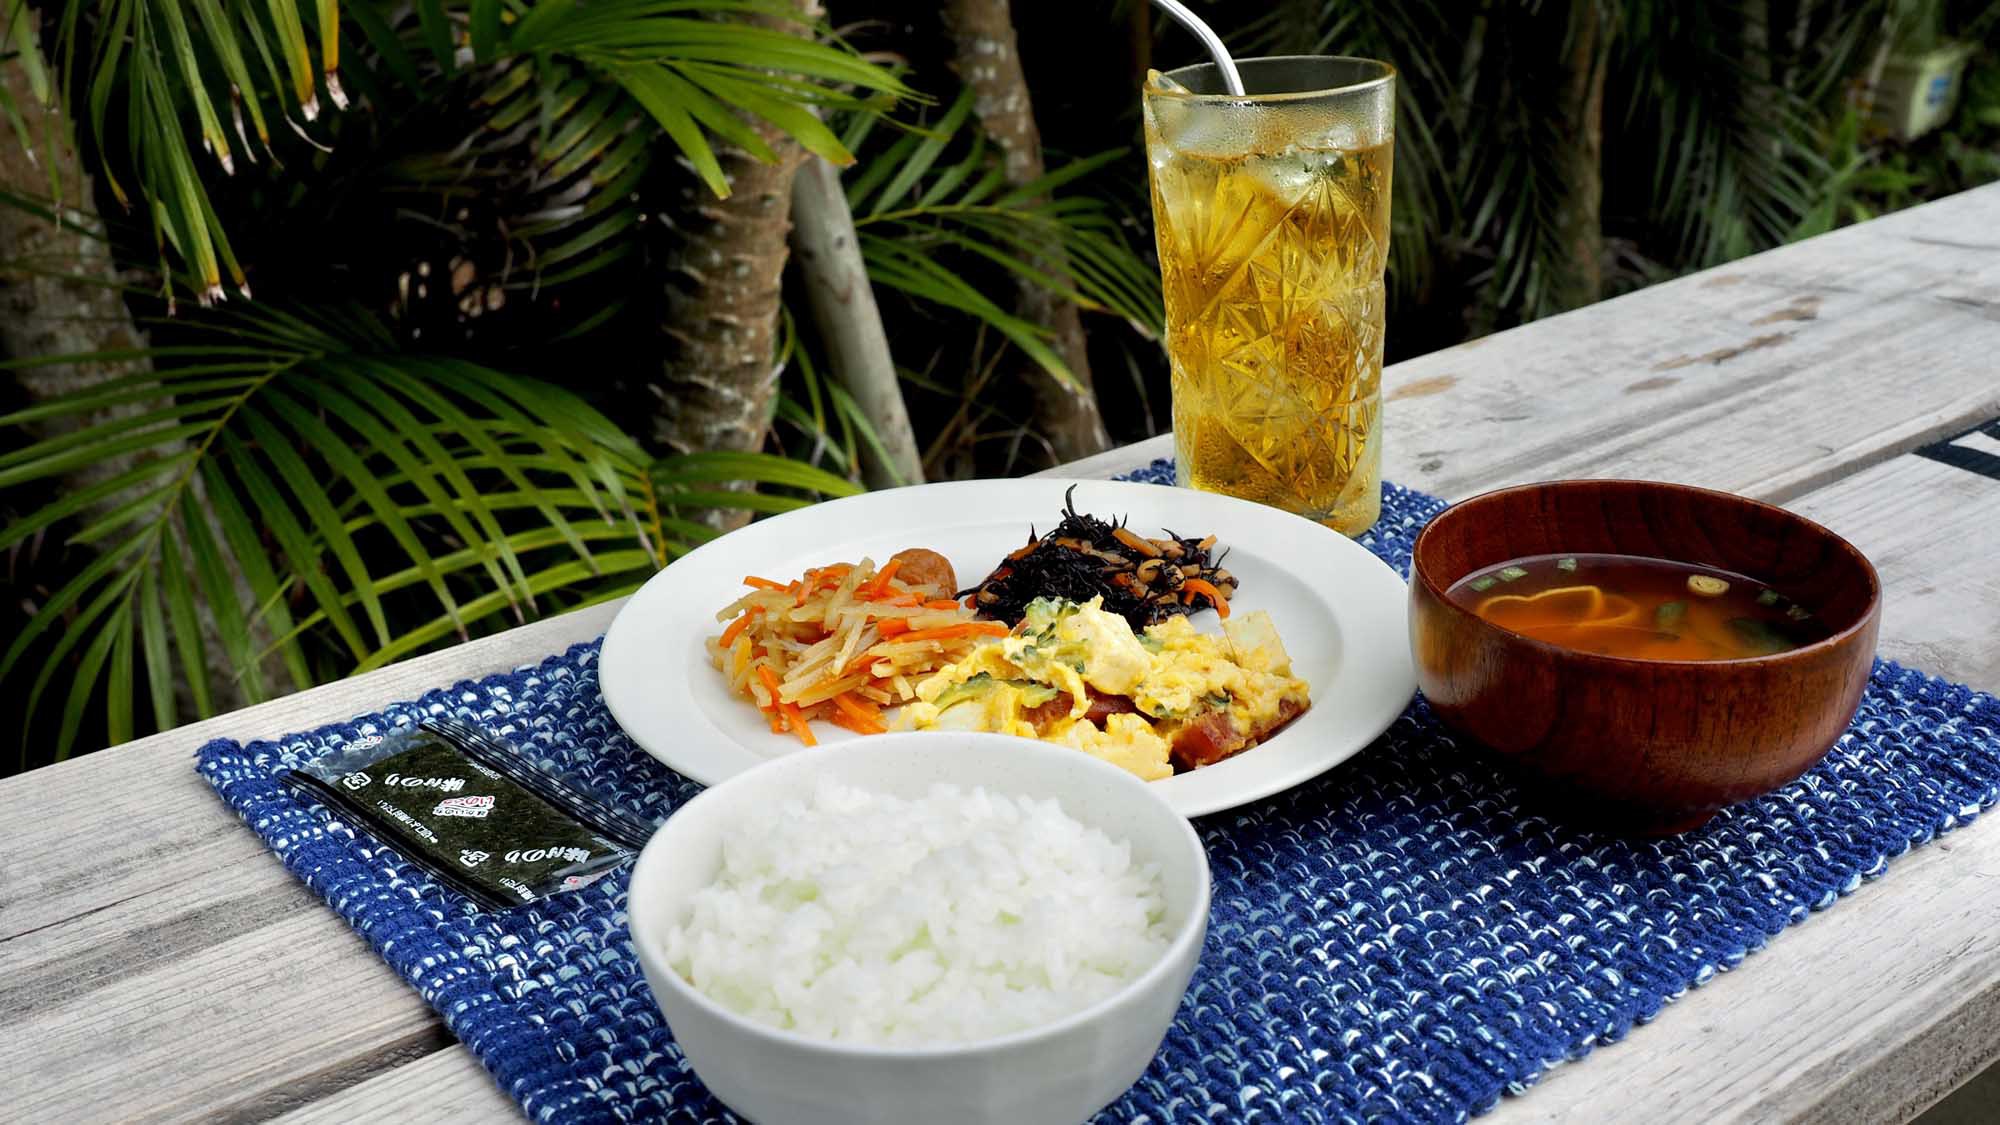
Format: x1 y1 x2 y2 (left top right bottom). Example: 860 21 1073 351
707 548 1006 745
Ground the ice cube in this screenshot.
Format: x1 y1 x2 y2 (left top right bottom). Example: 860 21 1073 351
1149 102 1242 160
1242 145 1321 203
1145 69 1249 158
1303 117 1367 153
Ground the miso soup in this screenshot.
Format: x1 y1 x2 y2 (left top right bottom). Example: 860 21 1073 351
1444 553 1829 660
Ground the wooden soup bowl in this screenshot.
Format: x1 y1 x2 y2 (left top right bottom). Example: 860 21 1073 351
1408 479 1881 835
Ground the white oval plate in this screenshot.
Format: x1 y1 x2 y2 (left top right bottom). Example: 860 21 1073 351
600 478 1414 818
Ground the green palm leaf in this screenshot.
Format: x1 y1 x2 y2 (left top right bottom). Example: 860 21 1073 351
44 0 335 301
0 304 857 768
1615 0 1895 267
42 0 906 301
842 86 1166 393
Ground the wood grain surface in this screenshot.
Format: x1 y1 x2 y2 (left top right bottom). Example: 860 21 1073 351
3 184 1998 1124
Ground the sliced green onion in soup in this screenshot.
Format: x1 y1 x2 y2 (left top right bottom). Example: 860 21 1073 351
1655 600 1687 632
1726 616 1790 655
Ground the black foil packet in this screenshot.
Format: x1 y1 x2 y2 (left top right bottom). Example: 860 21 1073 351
284 717 653 911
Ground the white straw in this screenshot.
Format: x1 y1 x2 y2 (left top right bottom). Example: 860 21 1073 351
1150 0 1245 96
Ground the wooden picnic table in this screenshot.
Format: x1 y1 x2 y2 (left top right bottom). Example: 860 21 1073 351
3 183 1997 1124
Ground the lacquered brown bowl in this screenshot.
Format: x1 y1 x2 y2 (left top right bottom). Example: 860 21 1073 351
1408 479 1881 836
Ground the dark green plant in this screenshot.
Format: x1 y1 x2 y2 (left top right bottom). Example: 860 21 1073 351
0 0 908 303
840 87 1164 389
0 301 860 766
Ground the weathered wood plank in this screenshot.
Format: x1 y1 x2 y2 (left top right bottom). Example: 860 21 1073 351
0 881 454 1124
272 1046 503 1125
1032 431 1172 482
1379 186 2000 506
1792 453 2000 691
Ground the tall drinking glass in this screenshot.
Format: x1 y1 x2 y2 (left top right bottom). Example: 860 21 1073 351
1144 57 1394 536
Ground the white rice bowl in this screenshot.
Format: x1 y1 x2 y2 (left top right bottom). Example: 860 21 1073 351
662 779 1172 1046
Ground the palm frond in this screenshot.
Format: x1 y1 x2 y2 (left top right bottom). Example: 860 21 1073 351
502 0 912 197
1614 0 1896 267
359 52 662 332
0 302 858 766
843 86 1164 392
770 308 863 477
42 0 337 303
40 0 907 302
0 2 57 202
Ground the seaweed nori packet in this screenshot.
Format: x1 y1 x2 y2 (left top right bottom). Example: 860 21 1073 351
284 717 654 911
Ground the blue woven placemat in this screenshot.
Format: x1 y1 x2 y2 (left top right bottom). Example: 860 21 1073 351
197 461 2000 1124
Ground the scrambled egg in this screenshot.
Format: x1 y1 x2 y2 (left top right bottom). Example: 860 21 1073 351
896 597 1310 780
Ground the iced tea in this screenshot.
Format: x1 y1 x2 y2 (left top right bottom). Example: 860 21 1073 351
1144 58 1394 535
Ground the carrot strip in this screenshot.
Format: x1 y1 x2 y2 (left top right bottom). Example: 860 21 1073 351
719 607 759 647
1182 578 1230 618
780 703 816 746
900 621 1010 643
792 564 856 605
743 576 787 591
833 692 883 725
924 600 963 610
828 711 886 736
756 665 785 709
863 558 902 598
876 618 912 639
1113 526 1163 557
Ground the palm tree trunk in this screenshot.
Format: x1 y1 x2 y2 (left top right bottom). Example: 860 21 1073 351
0 60 152 476
647 2 818 522
1127 0 1152 90
1552 2 1609 311
788 155 924 488
941 0 1112 463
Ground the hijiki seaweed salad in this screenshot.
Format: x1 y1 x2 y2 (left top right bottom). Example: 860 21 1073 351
703 488 1310 779
962 485 1238 630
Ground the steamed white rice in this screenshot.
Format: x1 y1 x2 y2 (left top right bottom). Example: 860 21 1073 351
661 779 1172 1046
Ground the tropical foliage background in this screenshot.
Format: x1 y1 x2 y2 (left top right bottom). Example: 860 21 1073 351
2 0 1997 775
